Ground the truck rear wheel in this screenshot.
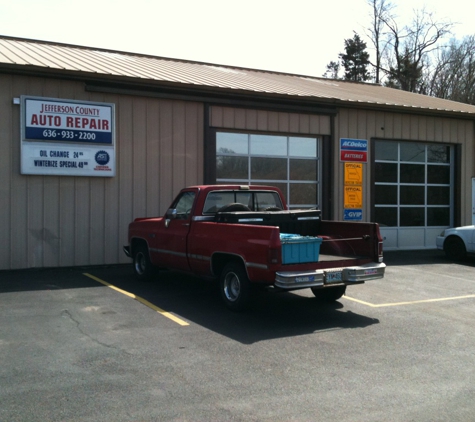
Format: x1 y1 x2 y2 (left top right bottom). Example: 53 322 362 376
133 245 157 281
219 261 251 311
311 286 346 302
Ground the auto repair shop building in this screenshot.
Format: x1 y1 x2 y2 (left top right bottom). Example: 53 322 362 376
1 35 475 270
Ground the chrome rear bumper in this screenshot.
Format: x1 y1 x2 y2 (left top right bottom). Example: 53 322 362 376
275 262 386 290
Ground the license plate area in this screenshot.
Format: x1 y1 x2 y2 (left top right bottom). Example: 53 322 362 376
324 270 343 284
295 275 315 283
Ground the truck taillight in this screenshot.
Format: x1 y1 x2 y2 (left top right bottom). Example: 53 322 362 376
378 241 384 262
268 248 281 265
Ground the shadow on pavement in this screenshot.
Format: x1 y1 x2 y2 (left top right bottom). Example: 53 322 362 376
383 248 475 267
1 264 379 344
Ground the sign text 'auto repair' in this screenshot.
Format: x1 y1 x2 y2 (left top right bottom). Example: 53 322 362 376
21 97 115 177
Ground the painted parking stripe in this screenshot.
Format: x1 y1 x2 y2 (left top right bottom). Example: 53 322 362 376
344 294 475 308
83 273 189 326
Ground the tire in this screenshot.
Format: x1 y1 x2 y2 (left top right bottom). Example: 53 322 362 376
133 244 158 281
219 261 251 311
444 236 467 261
217 203 251 212
311 286 346 302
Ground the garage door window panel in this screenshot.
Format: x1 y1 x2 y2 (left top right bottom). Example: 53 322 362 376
375 185 397 204
428 186 450 205
217 133 249 154
400 185 425 205
375 207 397 226
375 141 398 161
251 157 287 180
375 162 397 183
216 156 248 179
400 143 425 162
428 145 450 163
428 207 450 226
290 159 317 180
400 207 425 226
289 137 317 157
427 165 450 184
400 164 425 183
250 135 287 156
290 183 318 206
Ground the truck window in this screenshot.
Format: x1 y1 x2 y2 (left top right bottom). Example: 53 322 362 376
173 191 196 219
203 191 252 214
254 192 283 210
202 190 282 214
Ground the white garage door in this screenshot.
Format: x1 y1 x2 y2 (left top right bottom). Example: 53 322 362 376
216 132 321 209
374 140 453 250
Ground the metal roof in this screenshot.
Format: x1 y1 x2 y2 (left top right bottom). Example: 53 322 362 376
2 35 475 116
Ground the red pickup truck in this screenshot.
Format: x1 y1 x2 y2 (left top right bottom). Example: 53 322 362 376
124 185 385 310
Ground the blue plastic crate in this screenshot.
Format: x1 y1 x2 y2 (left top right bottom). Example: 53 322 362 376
280 233 322 264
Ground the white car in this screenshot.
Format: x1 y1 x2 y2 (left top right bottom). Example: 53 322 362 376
436 225 475 260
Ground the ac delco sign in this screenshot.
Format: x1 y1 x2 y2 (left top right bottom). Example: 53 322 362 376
340 138 368 162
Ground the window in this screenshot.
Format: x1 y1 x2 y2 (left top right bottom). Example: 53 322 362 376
202 190 283 214
172 191 196 220
216 132 320 208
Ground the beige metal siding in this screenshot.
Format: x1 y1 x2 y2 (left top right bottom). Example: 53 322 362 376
0 74 204 270
335 108 475 224
210 106 331 135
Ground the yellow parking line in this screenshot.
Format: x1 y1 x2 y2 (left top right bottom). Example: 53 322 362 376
83 273 189 326
344 294 475 308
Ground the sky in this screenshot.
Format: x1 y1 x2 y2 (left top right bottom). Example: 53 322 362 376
1 0 475 77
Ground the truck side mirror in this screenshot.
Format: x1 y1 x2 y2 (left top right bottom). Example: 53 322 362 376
165 208 177 228
166 208 177 220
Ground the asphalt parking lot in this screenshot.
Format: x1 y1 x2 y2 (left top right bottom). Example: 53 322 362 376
1 250 475 422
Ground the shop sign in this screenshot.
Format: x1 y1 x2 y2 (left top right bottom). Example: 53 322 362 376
21 96 115 177
344 186 363 209
340 138 368 162
344 209 363 220
344 162 363 186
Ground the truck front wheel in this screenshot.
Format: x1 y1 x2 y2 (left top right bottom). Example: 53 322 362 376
133 245 157 281
311 286 346 302
219 262 251 311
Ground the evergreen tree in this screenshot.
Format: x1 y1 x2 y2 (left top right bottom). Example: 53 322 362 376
323 61 340 79
339 33 371 82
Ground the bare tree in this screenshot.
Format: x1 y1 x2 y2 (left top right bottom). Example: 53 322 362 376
366 0 395 84
427 36 475 104
365 4 454 91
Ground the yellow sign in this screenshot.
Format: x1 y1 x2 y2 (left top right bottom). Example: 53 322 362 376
344 162 363 186
344 186 362 209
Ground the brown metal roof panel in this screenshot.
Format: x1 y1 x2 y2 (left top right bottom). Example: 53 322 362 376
3 36 475 115
31 43 99 72
0 39 38 65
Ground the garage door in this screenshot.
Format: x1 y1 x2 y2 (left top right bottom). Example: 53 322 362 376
216 132 321 209
374 140 453 250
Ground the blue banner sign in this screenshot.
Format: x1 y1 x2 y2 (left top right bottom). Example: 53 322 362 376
344 209 363 221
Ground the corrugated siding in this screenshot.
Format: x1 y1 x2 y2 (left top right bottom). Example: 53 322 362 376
0 74 204 270
210 106 331 135
334 108 474 224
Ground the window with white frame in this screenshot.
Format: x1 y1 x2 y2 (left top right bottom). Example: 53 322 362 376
216 132 321 209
